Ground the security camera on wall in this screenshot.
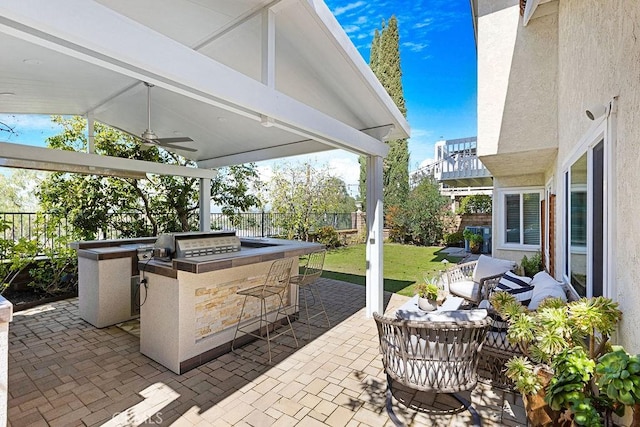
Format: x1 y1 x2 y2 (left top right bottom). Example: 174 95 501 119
585 103 607 120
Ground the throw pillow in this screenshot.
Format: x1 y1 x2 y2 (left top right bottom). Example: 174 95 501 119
528 271 567 309
493 271 535 306
472 255 516 283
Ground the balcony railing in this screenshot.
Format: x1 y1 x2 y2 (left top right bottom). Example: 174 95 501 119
435 154 492 181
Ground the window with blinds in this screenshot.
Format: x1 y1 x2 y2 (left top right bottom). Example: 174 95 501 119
501 190 542 247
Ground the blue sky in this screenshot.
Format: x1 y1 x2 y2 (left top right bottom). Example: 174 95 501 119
325 0 477 168
0 0 477 195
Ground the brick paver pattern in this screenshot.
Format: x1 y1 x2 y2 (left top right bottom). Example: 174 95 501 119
7 278 527 426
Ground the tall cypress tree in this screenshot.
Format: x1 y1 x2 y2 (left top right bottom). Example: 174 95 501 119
359 28 382 206
359 16 409 212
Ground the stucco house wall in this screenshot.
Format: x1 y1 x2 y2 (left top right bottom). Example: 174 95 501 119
554 0 640 352
478 0 640 352
477 0 558 178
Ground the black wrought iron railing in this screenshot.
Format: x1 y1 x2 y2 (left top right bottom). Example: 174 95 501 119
0 211 355 253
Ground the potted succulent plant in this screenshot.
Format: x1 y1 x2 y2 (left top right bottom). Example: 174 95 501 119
463 229 484 254
415 279 440 312
489 292 640 426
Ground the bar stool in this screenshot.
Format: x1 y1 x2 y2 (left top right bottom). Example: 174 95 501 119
231 257 298 363
290 250 330 339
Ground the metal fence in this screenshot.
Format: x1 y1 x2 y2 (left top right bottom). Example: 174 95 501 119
215 212 354 237
1 211 355 244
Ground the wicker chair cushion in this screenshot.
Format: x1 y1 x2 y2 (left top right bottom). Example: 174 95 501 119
448 280 480 302
397 308 488 323
472 255 516 283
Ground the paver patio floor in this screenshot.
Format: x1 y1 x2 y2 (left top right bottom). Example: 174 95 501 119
7 278 526 426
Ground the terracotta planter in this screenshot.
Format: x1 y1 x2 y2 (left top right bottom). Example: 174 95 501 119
418 297 437 311
523 368 565 427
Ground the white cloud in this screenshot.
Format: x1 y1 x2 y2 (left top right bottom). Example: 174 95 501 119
256 150 361 197
419 158 436 169
0 114 58 130
256 164 274 183
355 15 368 25
402 41 428 52
343 24 361 34
333 1 365 16
413 18 434 29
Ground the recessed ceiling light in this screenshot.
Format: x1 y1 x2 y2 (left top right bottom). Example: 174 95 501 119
23 59 43 65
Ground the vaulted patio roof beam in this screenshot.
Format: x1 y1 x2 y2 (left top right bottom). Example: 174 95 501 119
0 0 390 160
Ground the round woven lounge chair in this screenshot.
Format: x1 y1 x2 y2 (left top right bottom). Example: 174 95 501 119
374 311 491 426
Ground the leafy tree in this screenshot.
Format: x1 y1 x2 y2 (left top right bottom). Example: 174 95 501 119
267 161 355 240
386 175 450 245
359 16 409 212
38 116 261 238
457 194 492 214
0 169 43 211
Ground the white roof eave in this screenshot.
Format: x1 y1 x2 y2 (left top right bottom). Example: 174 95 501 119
300 0 410 140
0 0 399 171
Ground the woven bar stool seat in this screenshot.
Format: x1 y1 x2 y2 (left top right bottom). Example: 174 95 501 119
231 257 298 363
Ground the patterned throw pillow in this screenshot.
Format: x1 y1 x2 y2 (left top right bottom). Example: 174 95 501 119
494 271 534 306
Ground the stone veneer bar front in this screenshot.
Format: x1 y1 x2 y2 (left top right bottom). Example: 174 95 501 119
73 237 323 374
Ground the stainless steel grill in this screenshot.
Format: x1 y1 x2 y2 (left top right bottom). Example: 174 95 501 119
154 231 241 260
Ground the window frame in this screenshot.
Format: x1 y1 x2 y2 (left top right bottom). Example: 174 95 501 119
496 187 544 251
560 100 616 299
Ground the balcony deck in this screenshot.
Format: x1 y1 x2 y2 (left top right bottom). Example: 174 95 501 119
7 279 526 426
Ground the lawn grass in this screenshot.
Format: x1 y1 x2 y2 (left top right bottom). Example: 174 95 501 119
320 243 462 296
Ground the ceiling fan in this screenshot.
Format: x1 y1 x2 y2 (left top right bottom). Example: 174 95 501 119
137 82 196 152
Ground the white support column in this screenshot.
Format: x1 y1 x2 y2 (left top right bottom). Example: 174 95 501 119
365 155 384 317
0 296 12 427
199 178 211 232
87 111 95 154
261 8 275 88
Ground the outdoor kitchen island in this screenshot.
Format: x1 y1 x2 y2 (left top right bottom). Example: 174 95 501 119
136 234 323 374
72 232 323 374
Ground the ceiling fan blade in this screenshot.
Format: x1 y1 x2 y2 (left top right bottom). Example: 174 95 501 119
156 137 194 144
157 142 198 152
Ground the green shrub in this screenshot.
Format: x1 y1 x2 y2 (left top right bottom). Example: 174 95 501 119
457 195 492 214
28 255 78 296
444 231 464 247
315 226 341 249
521 252 543 277
384 177 451 246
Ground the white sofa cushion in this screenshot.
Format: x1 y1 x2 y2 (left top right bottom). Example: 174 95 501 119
472 255 516 283
448 280 480 302
528 271 567 310
419 309 488 322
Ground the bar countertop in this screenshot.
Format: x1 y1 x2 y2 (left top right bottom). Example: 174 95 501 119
72 237 324 276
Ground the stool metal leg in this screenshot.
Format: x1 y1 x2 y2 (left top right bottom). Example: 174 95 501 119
310 283 331 329
231 295 249 353
297 282 331 339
